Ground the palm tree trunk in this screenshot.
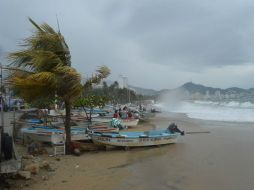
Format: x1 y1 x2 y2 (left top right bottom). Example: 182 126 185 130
64 99 71 154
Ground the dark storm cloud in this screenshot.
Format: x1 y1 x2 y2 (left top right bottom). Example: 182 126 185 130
1 0 254 89
101 0 254 69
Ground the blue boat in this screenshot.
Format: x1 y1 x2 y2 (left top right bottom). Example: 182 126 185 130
90 123 184 148
27 119 43 124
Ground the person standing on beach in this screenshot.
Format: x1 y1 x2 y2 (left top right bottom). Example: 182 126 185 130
119 106 127 119
118 108 122 118
113 110 119 118
127 110 133 118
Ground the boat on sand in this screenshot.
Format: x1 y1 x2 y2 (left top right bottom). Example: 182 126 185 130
121 118 139 127
87 118 123 133
90 123 184 148
21 125 89 144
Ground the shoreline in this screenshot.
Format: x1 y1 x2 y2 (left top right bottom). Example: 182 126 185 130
7 111 254 190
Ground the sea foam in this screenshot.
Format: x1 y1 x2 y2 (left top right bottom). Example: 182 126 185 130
156 101 254 123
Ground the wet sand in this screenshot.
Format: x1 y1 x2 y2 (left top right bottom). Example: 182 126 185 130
20 112 254 190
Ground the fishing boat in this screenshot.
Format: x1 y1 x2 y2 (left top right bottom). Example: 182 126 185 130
71 113 99 122
26 118 43 124
87 118 122 133
92 117 112 123
92 117 139 126
21 126 65 144
121 118 139 127
139 111 155 122
81 107 109 115
90 123 184 148
21 125 89 144
89 126 119 133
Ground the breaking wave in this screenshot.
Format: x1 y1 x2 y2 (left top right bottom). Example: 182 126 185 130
156 100 254 123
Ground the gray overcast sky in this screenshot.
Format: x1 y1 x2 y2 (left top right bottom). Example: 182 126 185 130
1 0 254 90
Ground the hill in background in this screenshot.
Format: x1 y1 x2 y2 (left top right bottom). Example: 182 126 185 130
160 82 254 102
106 79 254 102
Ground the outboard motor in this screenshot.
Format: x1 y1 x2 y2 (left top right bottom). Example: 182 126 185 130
168 123 185 136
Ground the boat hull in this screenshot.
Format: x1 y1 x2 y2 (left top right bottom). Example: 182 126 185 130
21 126 90 144
91 134 178 147
22 132 65 144
89 127 119 133
121 119 139 127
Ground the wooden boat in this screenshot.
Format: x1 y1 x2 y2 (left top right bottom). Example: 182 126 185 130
83 107 109 115
89 126 119 133
70 127 90 141
21 125 89 144
90 123 184 148
92 113 139 126
139 111 155 122
92 116 112 123
26 118 43 124
87 118 122 133
21 126 65 144
71 113 99 121
121 118 139 127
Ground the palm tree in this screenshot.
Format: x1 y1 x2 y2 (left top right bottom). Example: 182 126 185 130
102 81 108 97
8 18 110 153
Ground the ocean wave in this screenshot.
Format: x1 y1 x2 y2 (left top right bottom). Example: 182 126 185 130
156 101 254 123
193 100 254 109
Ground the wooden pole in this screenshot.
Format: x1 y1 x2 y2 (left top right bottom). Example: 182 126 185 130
0 63 3 130
0 63 3 163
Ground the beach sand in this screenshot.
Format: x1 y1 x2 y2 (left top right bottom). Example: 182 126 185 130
12 112 254 190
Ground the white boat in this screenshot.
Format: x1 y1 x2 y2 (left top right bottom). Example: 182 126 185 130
89 126 119 133
70 127 90 141
90 123 184 148
92 117 139 127
121 118 139 127
21 125 89 144
88 118 122 133
21 127 65 144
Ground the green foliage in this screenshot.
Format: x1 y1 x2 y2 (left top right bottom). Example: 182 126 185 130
7 18 111 153
7 18 83 153
8 18 82 104
83 66 110 91
29 97 55 109
74 95 109 121
75 95 109 109
89 81 154 104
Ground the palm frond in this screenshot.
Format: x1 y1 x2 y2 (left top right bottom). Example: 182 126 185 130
83 66 111 89
28 17 43 32
41 23 57 35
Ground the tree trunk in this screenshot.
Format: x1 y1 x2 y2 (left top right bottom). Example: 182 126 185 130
64 99 71 154
89 108 92 122
82 106 90 122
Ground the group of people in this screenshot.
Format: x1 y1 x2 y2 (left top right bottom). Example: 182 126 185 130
113 106 133 119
